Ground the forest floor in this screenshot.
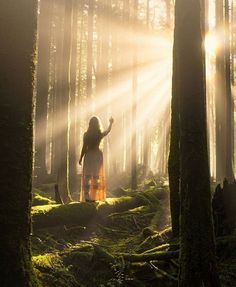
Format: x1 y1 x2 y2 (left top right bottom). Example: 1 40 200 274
31 176 236 287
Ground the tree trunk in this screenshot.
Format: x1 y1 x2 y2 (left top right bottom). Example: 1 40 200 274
0 1 39 286
143 0 150 176
123 0 131 173
87 0 94 117
35 0 53 184
168 23 180 237
69 0 79 195
225 0 234 180
215 0 226 182
131 0 138 191
57 0 73 203
174 0 221 286
51 0 65 176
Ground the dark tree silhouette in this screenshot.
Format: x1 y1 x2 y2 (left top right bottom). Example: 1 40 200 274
173 0 221 285
168 67 180 237
168 0 180 236
215 0 226 182
225 0 234 181
0 1 39 286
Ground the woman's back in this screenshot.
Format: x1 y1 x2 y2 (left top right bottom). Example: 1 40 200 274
84 131 102 150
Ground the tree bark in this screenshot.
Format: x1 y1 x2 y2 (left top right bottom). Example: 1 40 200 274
168 18 180 237
225 0 234 181
174 0 221 286
215 0 226 182
0 1 39 286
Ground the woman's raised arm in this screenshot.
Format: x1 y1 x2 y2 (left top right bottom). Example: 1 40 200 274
102 117 114 137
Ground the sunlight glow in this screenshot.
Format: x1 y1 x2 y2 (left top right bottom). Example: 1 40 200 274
205 32 219 57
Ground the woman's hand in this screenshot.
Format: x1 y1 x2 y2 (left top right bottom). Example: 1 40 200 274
109 117 114 125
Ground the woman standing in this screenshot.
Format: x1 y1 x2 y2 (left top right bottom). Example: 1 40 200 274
79 116 114 202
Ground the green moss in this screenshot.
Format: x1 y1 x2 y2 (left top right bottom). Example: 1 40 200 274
32 202 97 229
33 187 54 199
33 254 80 287
32 204 59 215
97 196 139 217
32 194 55 206
33 254 58 272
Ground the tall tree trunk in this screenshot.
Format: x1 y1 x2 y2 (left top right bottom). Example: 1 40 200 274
143 0 150 176
174 0 221 285
0 1 39 286
35 0 53 184
225 0 234 180
168 24 180 237
215 0 226 182
131 0 138 190
110 1 122 174
87 0 94 117
56 0 73 203
69 0 79 195
123 0 131 173
99 0 111 175
52 0 65 176
231 0 235 86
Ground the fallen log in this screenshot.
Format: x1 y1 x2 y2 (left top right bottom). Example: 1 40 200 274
149 261 178 281
32 188 164 230
117 250 179 263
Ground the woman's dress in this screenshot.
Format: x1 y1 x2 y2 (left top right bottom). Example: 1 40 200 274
80 132 106 201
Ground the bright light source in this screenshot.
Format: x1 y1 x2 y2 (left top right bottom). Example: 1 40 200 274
204 32 218 56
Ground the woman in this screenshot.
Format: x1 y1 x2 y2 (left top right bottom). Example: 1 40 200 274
79 116 114 202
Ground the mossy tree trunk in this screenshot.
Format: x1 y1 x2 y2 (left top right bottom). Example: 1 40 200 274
0 1 39 286
173 0 221 286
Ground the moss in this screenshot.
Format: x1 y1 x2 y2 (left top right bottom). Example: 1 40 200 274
32 193 55 206
33 254 80 287
32 202 97 229
33 188 53 199
32 204 58 215
33 254 58 272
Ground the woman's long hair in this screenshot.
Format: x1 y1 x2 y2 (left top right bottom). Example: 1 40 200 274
86 116 103 145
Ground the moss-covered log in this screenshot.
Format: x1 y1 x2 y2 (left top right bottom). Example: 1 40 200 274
0 1 39 286
32 193 55 206
118 250 179 262
32 203 97 229
32 188 165 229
